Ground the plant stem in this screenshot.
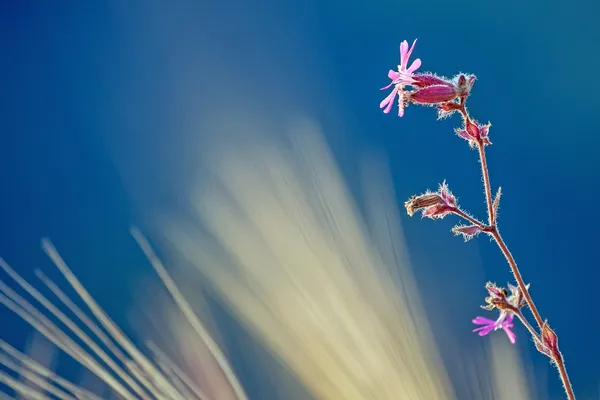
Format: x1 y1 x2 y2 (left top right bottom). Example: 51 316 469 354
475 140 576 400
477 142 495 226
556 353 576 400
452 209 486 228
489 228 543 329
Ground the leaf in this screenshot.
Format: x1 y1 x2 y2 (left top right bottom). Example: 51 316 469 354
492 187 502 222
451 224 482 241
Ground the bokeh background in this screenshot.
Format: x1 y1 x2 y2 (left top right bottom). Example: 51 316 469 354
1 0 599 398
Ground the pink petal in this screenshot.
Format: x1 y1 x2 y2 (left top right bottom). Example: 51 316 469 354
380 87 398 113
399 40 409 65
473 325 495 336
405 38 418 64
472 316 496 325
407 58 421 73
503 327 517 344
388 69 400 80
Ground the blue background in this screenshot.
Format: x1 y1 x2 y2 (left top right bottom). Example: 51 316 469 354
1 1 599 398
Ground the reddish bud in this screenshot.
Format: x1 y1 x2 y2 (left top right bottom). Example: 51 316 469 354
408 85 458 105
411 73 452 88
536 321 560 360
455 73 477 99
542 322 559 353
466 119 479 137
455 121 492 147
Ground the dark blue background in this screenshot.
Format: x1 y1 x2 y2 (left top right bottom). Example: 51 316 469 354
1 1 599 398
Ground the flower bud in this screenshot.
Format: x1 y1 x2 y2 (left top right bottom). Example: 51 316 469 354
455 121 492 146
541 322 559 354
411 73 452 88
408 84 458 105
405 181 457 219
455 73 476 100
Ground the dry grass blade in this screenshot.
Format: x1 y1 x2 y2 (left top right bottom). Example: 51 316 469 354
0 237 246 400
165 121 455 400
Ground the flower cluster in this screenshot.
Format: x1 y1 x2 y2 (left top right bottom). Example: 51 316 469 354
380 40 475 117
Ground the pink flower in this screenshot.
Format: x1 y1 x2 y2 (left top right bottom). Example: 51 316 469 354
472 312 516 344
380 39 421 116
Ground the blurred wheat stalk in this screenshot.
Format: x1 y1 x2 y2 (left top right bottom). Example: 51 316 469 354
163 119 534 400
0 232 246 400
0 120 534 399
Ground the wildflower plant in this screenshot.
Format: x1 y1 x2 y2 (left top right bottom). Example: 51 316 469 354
382 39 576 399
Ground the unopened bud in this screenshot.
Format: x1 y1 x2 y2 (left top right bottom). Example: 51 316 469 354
405 181 457 219
541 322 559 354
455 73 476 99
408 85 458 105
412 73 452 88
405 193 443 217
455 121 492 146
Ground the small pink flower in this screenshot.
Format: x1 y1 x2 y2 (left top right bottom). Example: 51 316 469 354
380 39 421 117
472 312 516 344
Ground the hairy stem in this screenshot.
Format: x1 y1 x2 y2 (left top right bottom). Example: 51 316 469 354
475 140 575 400
452 208 486 229
477 142 495 226
514 311 541 344
489 228 543 329
556 353 576 400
